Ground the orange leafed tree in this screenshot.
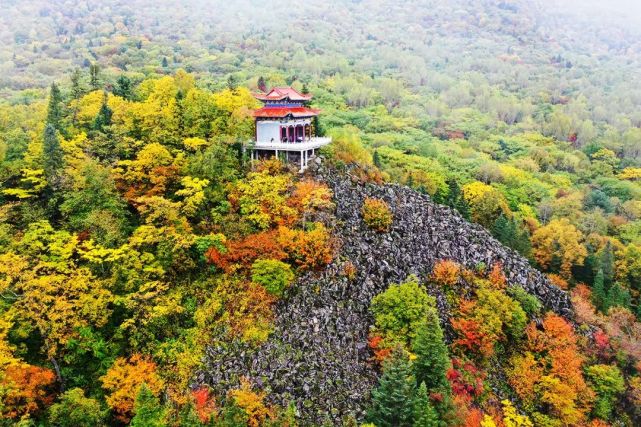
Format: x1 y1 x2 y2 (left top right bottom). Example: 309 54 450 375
432 259 461 286
509 313 594 425
277 224 334 270
100 354 165 422
0 364 57 419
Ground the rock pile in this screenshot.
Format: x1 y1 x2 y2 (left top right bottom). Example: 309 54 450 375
198 166 572 424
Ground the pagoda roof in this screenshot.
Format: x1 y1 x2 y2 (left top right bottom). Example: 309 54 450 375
253 106 320 118
254 87 313 102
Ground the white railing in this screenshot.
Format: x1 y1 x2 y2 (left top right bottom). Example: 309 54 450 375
252 137 332 151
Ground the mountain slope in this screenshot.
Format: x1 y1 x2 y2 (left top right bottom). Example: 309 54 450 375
200 164 571 423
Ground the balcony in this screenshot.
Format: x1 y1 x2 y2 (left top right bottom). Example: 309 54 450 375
251 137 332 151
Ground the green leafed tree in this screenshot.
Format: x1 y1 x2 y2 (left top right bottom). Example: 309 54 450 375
130 383 167 427
251 258 295 297
586 364 625 421
48 388 106 427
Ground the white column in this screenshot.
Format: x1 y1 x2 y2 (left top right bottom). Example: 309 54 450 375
300 150 304 171
275 149 278 160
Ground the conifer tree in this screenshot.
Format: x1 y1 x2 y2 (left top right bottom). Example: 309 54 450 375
373 150 382 169
367 347 417 427
605 284 631 312
93 92 113 132
227 75 238 90
46 82 63 131
257 76 267 92
592 269 606 312
601 241 615 287
162 56 169 68
70 68 83 99
445 179 470 220
413 382 440 427
130 384 166 427
89 63 101 90
177 402 202 427
412 309 450 392
114 75 133 100
492 214 510 243
43 123 64 185
69 69 84 125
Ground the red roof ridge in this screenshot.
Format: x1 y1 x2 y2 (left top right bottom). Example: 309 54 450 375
254 86 312 101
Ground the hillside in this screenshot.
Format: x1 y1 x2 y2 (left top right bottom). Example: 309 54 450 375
199 164 572 424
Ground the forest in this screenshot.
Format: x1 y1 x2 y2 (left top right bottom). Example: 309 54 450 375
2 0 641 425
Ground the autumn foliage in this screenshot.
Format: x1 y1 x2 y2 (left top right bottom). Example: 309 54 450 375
361 197 393 232
0 364 57 419
229 378 275 427
432 259 461 286
192 386 217 424
100 354 165 423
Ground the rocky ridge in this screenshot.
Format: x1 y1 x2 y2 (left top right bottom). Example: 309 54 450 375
199 166 572 424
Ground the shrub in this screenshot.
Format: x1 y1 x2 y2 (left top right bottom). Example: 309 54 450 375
362 197 393 232
507 286 542 317
251 259 295 297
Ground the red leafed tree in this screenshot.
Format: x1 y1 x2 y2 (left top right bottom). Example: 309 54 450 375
0 364 57 419
192 386 216 423
368 335 392 363
446 358 484 402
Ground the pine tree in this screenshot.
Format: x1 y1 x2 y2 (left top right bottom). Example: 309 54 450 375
89 63 101 90
162 56 169 68
43 123 64 185
177 402 202 427
413 382 440 427
70 68 84 100
46 82 63 131
257 76 267 92
114 75 133 100
301 83 310 94
601 242 615 287
605 284 631 312
69 69 84 125
446 179 470 220
492 214 510 243
93 92 113 132
367 347 417 427
412 308 450 392
373 150 382 168
227 75 238 90
130 384 167 427
592 269 606 312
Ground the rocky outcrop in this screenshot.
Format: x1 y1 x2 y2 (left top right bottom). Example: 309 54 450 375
198 166 572 424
